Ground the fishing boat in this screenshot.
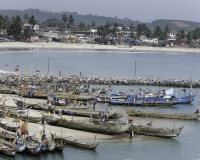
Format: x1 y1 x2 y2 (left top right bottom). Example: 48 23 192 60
43 114 132 135
47 139 56 152
26 140 42 156
38 101 121 119
128 124 184 138
0 137 26 153
55 136 100 150
125 108 199 120
0 121 18 132
0 144 16 156
55 142 65 152
14 88 48 99
0 131 15 140
107 98 176 107
9 109 42 123
0 86 15 94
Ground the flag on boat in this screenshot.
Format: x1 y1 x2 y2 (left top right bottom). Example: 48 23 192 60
25 68 28 74
166 88 173 95
20 121 28 135
15 66 19 72
5 110 10 117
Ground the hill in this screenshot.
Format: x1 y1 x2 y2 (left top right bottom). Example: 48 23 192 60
147 19 200 31
0 9 200 31
0 8 140 26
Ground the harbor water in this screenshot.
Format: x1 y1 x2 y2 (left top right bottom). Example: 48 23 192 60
0 49 200 160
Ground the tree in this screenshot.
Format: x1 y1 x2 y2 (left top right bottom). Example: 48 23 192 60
79 21 85 29
130 23 135 31
24 13 29 22
136 24 143 36
153 26 163 40
21 26 32 41
162 25 170 40
129 31 135 40
192 27 200 41
0 15 8 34
68 15 75 25
61 14 68 25
176 30 185 41
7 15 22 38
91 21 96 27
28 15 37 26
144 28 152 38
186 31 193 44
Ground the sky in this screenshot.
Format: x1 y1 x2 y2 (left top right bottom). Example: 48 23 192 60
0 0 200 22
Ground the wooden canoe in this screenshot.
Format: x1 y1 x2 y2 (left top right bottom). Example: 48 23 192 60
125 108 199 120
55 136 100 150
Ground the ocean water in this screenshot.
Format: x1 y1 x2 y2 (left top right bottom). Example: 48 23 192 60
0 49 200 160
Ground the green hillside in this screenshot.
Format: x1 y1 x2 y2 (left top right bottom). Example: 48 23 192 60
0 9 200 30
147 19 200 31
0 8 139 26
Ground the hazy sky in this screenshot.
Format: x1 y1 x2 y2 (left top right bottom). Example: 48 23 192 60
0 0 200 22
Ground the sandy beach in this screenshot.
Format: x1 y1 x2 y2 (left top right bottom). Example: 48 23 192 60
0 42 200 53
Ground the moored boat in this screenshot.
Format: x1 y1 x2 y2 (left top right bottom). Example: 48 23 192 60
125 108 199 120
26 140 42 156
55 136 100 150
128 124 184 138
43 114 131 135
0 144 16 156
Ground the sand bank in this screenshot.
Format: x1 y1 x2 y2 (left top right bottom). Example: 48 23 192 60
0 42 199 53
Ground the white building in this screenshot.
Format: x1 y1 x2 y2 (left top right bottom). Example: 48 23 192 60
140 36 158 44
23 23 40 33
168 30 177 40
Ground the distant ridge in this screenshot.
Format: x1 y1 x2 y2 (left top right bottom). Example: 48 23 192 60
0 9 200 30
0 8 140 26
146 19 200 30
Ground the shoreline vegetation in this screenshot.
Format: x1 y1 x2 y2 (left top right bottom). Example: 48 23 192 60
0 42 200 53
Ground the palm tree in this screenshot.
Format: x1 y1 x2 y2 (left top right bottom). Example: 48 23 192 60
7 15 22 38
24 13 29 22
129 23 135 31
28 15 37 26
153 26 163 40
78 21 85 29
136 24 143 36
176 30 185 42
0 15 8 34
91 21 96 27
162 25 170 40
186 31 193 45
22 26 32 41
130 31 135 40
68 15 75 25
61 14 68 26
192 27 200 41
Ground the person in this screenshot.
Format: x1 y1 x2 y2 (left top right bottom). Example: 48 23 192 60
93 100 97 111
147 122 152 127
195 109 199 113
41 115 45 126
130 129 133 139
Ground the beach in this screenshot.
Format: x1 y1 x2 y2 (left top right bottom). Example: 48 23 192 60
0 42 200 53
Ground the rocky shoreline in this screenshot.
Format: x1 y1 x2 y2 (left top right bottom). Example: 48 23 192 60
0 73 199 88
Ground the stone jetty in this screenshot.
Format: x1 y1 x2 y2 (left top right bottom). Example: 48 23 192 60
0 73 199 88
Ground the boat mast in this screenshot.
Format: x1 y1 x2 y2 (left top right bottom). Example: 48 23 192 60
190 74 192 96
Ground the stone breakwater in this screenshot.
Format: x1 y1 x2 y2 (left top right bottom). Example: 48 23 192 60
0 73 199 88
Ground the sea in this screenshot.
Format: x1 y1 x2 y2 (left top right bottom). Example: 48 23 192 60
0 48 200 160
